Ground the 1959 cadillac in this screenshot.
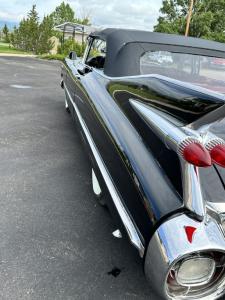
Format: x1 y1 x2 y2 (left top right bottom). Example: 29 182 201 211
60 28 225 299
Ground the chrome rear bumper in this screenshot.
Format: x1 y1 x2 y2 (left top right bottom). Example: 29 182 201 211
145 213 225 299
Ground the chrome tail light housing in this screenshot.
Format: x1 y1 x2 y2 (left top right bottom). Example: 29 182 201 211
144 214 225 300
167 251 225 299
177 137 211 167
174 256 216 287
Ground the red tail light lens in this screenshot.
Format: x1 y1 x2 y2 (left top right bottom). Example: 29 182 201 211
211 145 225 167
184 226 197 243
206 139 225 168
179 138 212 167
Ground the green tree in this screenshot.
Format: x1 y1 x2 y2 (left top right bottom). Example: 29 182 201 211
11 6 54 54
2 24 10 43
37 15 54 54
154 0 225 42
15 18 30 51
51 2 75 26
51 1 91 26
12 6 39 52
27 5 39 51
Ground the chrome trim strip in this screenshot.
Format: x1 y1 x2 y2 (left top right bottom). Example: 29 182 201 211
207 203 225 214
93 69 225 99
64 84 145 257
180 161 205 220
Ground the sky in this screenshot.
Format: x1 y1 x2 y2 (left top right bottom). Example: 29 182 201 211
0 0 163 30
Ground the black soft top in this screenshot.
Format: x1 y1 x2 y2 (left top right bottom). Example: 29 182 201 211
90 28 225 77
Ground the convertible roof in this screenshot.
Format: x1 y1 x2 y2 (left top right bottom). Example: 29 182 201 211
89 28 225 77
90 28 225 53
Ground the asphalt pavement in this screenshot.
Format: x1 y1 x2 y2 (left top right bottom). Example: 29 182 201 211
0 56 156 300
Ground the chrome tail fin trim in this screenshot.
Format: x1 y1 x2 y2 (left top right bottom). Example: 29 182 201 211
130 99 205 220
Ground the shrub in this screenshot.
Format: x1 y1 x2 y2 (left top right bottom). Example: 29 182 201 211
57 38 86 57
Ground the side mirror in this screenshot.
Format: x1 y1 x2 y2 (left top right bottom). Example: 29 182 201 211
69 51 77 60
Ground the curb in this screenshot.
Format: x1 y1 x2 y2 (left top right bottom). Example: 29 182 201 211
0 53 36 57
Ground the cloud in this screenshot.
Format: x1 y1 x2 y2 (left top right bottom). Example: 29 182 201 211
0 0 162 30
70 0 162 30
0 0 63 22
0 11 24 22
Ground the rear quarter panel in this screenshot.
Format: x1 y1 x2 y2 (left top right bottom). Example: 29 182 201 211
62 59 182 245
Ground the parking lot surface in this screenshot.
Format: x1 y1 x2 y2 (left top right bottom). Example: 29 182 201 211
0 57 156 299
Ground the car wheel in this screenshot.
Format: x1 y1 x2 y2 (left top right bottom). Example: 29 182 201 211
65 98 70 113
92 169 106 206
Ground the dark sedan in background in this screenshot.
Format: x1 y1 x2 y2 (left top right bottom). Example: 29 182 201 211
61 28 225 299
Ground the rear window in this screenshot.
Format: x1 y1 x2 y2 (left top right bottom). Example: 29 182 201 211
140 51 225 95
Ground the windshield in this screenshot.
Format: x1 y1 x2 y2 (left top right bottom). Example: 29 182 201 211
140 51 225 95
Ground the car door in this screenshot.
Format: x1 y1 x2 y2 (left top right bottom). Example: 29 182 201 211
73 38 106 120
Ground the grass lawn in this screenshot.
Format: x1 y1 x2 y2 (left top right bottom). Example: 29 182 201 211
0 42 31 54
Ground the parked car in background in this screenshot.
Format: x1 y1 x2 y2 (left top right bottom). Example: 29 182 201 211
61 28 225 300
146 51 173 65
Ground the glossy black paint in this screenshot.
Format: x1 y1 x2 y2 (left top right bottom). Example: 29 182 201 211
61 49 225 246
107 77 225 196
108 77 224 125
62 58 185 245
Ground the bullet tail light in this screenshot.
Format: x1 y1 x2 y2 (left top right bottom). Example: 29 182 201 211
205 138 225 168
178 137 212 167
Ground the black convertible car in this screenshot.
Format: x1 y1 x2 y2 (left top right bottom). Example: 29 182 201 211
61 28 225 299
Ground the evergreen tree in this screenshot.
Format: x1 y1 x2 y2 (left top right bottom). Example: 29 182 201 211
11 5 54 54
15 18 31 51
37 15 54 54
51 2 75 26
11 2 91 54
27 5 39 51
2 24 10 43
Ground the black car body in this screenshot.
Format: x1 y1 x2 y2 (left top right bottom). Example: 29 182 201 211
61 28 225 299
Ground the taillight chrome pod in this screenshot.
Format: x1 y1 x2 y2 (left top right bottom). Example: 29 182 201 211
176 256 216 287
178 138 212 167
205 138 225 168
